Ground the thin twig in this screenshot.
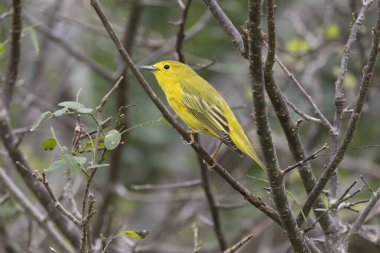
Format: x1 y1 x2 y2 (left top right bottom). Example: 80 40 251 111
283 144 329 174
175 0 192 62
192 223 201 253
267 43 335 134
130 179 202 190
344 187 380 250
223 233 252 253
96 76 123 113
35 172 83 227
283 96 323 124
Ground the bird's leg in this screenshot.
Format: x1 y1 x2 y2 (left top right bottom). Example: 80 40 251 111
209 140 223 167
182 130 203 145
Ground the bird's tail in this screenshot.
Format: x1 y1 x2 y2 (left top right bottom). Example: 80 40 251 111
242 145 266 171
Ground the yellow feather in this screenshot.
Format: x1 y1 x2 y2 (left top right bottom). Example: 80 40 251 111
141 60 265 170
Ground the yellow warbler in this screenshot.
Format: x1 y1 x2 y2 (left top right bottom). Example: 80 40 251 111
141 60 264 169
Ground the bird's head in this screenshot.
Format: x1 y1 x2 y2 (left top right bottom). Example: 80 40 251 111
140 60 196 81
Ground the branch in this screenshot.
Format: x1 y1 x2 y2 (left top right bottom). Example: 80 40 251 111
223 233 252 253
344 187 380 250
175 0 192 62
34 171 83 227
94 0 143 237
269 47 335 133
250 0 308 251
201 0 246 57
0 166 75 253
0 105 80 245
298 0 380 227
197 146 227 251
130 179 202 190
2 0 22 110
90 0 281 225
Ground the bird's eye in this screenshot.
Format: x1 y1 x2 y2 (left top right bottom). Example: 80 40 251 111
164 64 170 70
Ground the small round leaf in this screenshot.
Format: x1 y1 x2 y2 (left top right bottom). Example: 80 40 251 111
104 129 121 150
42 137 57 151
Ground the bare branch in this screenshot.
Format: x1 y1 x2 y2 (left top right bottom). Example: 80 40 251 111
175 0 192 62
197 145 227 251
130 179 202 190
344 187 380 249
250 0 309 251
202 0 246 57
34 171 83 227
298 0 380 226
0 166 75 253
223 233 252 253
2 0 22 110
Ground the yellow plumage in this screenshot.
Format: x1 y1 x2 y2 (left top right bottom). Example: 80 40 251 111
141 60 264 169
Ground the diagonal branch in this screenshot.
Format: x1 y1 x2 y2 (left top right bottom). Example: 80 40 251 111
298 0 380 228
0 166 75 253
202 0 246 57
90 0 281 225
344 187 380 250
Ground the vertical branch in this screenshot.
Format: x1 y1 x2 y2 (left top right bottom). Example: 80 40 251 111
175 0 192 62
249 0 309 252
93 0 143 237
329 0 374 239
2 0 22 110
299 0 380 228
197 138 227 251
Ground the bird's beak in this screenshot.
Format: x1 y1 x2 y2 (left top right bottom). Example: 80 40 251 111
139 65 158 71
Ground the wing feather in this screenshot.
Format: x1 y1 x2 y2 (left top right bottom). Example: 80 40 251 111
181 84 243 156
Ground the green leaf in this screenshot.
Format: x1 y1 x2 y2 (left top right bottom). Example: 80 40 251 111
84 140 104 151
30 111 52 131
53 107 69 117
87 164 110 169
121 230 148 239
77 107 93 114
42 137 57 151
104 129 121 150
27 26 40 56
325 23 340 40
58 101 85 110
286 38 311 54
44 154 86 172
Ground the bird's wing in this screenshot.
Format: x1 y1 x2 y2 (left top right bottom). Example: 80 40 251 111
180 82 243 156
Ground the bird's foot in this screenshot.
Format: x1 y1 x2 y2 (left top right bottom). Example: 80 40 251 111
182 130 203 145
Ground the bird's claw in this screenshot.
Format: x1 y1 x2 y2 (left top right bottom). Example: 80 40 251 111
182 131 195 145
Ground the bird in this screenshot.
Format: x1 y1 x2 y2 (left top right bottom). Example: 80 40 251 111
140 60 264 169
